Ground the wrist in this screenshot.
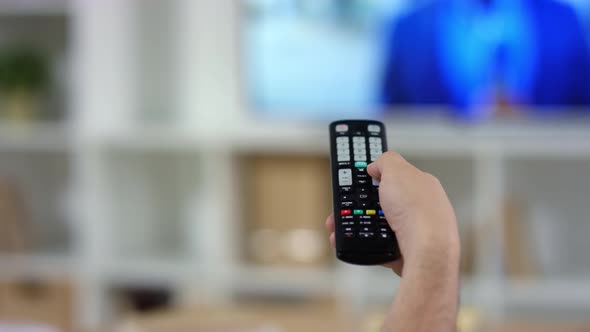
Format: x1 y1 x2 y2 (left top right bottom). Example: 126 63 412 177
403 232 461 278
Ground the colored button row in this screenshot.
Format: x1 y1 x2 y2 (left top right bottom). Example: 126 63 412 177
341 209 382 216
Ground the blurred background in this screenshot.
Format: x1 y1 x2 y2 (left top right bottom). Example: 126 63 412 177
0 0 590 331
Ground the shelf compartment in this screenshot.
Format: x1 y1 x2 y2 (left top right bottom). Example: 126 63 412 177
101 149 202 260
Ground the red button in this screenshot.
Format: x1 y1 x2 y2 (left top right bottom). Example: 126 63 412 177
341 209 351 216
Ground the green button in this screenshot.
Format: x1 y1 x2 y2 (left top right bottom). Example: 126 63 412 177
353 209 364 215
355 161 368 168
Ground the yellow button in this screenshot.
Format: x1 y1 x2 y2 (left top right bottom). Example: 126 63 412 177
366 209 376 215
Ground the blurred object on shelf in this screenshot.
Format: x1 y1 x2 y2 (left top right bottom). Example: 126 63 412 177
114 298 353 332
0 177 29 253
0 279 73 332
457 306 485 332
242 155 331 266
114 287 174 314
488 321 590 332
0 46 49 123
502 199 537 278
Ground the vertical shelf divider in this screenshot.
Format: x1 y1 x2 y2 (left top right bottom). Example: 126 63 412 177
472 143 506 319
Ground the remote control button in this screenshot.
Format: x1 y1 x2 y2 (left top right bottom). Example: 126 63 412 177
370 149 382 156
339 169 352 177
358 194 369 201
341 209 352 216
356 179 369 185
353 148 366 155
369 137 381 144
354 161 368 168
340 201 354 208
337 142 350 149
353 136 366 143
341 194 352 200
379 233 390 239
343 227 354 232
359 220 373 226
356 174 368 180
354 155 367 161
370 155 378 161
344 232 355 238
341 220 355 226
372 178 381 186
339 178 352 186
366 209 376 215
337 137 349 143
353 209 364 215
340 186 353 193
378 210 384 216
353 142 365 149
367 124 381 133
358 202 371 208
335 124 349 132
359 232 375 239
338 155 351 162
337 148 350 156
369 143 381 149
341 215 354 220
357 187 370 194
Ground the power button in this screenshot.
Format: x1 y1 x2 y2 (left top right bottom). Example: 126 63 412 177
335 124 349 132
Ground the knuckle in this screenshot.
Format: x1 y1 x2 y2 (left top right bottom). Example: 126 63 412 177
381 151 403 162
424 172 442 186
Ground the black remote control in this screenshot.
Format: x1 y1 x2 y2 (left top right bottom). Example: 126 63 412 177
329 120 400 265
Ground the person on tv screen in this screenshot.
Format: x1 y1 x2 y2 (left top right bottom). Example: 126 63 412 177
381 0 590 119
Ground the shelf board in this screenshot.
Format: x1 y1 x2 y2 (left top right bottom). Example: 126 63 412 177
232 265 337 296
0 253 73 281
94 118 590 158
0 122 70 153
505 279 590 308
103 258 204 287
98 126 209 152
0 0 68 15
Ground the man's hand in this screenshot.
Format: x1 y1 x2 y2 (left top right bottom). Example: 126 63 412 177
326 151 461 332
326 151 460 275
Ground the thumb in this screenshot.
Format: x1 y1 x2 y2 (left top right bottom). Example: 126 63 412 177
367 151 404 180
367 160 383 180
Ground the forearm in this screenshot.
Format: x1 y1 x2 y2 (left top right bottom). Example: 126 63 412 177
382 251 460 332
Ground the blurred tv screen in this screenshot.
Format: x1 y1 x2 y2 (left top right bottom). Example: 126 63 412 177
242 0 590 120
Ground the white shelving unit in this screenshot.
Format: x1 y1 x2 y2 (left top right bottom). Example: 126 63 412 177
0 123 70 152
0 0 68 15
2 0 590 331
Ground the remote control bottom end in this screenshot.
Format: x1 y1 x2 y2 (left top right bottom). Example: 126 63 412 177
337 251 400 266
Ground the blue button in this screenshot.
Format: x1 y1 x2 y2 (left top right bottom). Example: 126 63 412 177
378 210 384 216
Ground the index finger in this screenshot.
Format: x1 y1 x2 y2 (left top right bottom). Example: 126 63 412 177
325 214 335 233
